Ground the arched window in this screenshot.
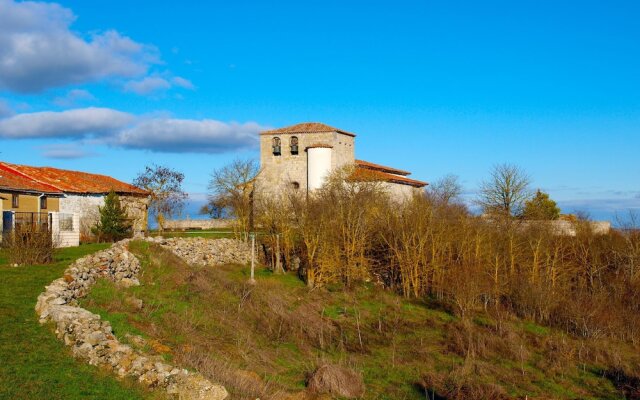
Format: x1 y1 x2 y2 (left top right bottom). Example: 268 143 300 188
290 136 299 155
291 181 300 189
272 137 281 155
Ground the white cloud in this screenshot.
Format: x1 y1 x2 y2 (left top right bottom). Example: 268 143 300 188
0 107 133 138
0 0 159 93
124 76 172 95
124 76 196 95
40 143 96 159
52 89 96 107
114 119 262 153
0 106 263 154
172 76 195 90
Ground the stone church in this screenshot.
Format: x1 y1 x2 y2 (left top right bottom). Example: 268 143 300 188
257 122 427 197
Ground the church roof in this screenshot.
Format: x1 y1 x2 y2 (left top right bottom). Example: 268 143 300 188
353 165 428 188
355 160 411 176
261 122 357 137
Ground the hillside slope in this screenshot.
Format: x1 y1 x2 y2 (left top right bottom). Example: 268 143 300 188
80 241 640 400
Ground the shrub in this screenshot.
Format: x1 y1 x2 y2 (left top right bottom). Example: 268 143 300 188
2 224 54 265
92 190 132 242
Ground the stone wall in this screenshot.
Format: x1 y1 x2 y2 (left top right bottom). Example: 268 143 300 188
381 181 424 201
163 218 232 231
147 237 251 266
35 240 228 400
120 195 149 236
60 194 149 239
519 220 612 236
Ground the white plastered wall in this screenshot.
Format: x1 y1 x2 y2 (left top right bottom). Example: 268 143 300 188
307 147 333 191
50 212 80 247
59 195 104 238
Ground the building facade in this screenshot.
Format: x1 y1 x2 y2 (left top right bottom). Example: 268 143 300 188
0 162 149 240
257 122 427 197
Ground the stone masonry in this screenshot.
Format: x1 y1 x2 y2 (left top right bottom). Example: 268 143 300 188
147 237 251 266
35 240 228 400
257 130 355 197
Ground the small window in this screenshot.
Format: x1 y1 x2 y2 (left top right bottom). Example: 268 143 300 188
12 194 19 208
40 196 47 210
272 137 281 155
59 214 74 231
290 136 299 155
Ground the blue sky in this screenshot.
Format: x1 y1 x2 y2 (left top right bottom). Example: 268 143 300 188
0 0 638 221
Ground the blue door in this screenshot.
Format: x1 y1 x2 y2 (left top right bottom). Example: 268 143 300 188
2 211 13 234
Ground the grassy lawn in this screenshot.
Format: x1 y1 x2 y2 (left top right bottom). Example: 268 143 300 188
79 241 631 400
0 244 160 400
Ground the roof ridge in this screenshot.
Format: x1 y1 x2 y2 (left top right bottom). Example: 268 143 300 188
261 122 357 137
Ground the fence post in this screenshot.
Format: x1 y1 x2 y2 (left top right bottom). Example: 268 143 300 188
275 233 282 273
249 232 256 285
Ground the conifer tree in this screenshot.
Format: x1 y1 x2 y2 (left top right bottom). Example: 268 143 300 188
523 189 561 220
93 190 132 242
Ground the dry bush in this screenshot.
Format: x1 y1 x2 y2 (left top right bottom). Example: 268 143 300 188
2 224 54 265
420 369 510 400
251 168 640 345
306 363 365 399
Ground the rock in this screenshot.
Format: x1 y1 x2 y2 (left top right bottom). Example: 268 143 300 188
86 331 106 346
119 277 140 288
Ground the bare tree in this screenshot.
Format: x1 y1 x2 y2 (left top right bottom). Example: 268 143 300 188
477 163 532 217
208 159 260 240
426 174 463 205
133 165 188 231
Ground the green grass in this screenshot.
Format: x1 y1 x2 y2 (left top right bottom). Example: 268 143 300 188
0 244 160 400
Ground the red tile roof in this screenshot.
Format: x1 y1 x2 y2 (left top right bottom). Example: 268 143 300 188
261 122 357 137
0 164 62 194
353 164 428 188
355 159 411 176
0 162 148 196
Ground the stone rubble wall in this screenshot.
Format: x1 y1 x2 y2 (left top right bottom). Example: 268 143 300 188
147 237 251 266
163 218 232 231
35 240 228 400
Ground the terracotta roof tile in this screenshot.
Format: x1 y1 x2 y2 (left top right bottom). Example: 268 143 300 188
355 159 411 176
0 162 148 195
0 165 62 194
353 165 428 188
261 122 356 137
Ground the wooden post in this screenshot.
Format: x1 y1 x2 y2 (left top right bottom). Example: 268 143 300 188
275 233 281 273
249 232 256 284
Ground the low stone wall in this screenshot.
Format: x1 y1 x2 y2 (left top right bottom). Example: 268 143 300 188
163 218 232 231
35 240 228 400
147 237 251 266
